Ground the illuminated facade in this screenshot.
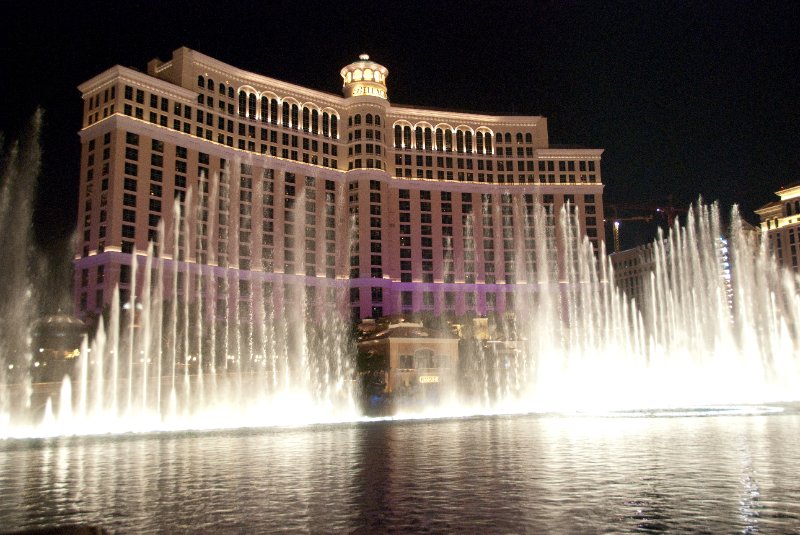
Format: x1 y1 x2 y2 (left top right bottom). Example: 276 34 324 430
75 47 605 320
357 320 460 397
755 183 800 271
610 244 658 307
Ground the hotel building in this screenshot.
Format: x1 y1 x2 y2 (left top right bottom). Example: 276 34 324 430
756 183 800 271
75 47 605 321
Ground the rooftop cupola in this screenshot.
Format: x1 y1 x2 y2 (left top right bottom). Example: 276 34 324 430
340 54 389 100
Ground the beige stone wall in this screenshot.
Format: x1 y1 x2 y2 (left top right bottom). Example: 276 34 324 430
75 47 605 319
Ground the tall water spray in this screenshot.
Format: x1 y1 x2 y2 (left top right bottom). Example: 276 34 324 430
2 115 799 437
0 124 358 438
0 112 42 426
459 201 800 413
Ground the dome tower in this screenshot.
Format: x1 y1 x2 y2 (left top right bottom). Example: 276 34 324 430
340 54 390 172
340 54 389 99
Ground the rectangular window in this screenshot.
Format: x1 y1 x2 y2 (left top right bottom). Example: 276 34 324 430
124 162 138 176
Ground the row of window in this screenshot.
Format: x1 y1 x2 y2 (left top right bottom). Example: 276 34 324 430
109 85 601 186
236 90 339 138
393 151 597 173
393 125 494 153
353 289 518 320
119 97 342 168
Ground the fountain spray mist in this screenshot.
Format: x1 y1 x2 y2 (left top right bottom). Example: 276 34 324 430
1 114 799 437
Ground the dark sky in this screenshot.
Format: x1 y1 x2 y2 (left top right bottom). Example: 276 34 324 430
2 1 799 250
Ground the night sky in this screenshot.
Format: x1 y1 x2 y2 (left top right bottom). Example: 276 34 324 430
2 1 799 251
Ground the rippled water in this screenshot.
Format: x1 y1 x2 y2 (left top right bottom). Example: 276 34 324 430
1 407 799 533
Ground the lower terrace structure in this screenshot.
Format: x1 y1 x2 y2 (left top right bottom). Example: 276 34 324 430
75 47 605 320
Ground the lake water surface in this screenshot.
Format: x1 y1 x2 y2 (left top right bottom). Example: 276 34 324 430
1 407 799 533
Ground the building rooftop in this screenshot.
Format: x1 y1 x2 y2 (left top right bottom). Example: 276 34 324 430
362 323 458 341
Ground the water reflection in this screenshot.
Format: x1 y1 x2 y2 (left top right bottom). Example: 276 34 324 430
1 411 799 533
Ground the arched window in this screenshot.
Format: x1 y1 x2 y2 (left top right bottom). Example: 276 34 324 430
505 132 512 143
456 131 464 152
415 127 423 149
394 125 402 148
485 133 493 153
435 128 444 151
270 100 278 124
788 204 794 216
516 133 523 143
366 114 373 124
261 97 269 122
331 115 338 138
282 102 290 126
465 131 473 152
495 133 502 144
219 83 226 95
476 132 484 153
208 79 215 92
322 112 330 136
302 108 310 131
403 126 412 148
198 75 205 88
248 93 256 118
228 87 234 99
354 114 361 125
291 104 299 129
444 130 453 151
796 201 800 214
375 116 381 126
525 133 532 143
238 91 247 117
311 109 319 134
424 128 432 149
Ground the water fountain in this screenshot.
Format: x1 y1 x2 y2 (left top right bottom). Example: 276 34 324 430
446 199 800 417
1 119 799 439
0 119 358 438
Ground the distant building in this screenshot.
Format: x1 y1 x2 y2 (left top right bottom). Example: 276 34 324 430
609 243 659 307
610 215 748 313
755 183 800 271
75 47 605 322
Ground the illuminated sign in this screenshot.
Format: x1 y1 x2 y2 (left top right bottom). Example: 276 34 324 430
418 375 439 384
351 84 387 99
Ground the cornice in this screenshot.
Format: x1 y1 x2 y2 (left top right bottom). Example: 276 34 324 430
387 105 543 127
78 65 197 102
186 49 346 107
536 148 604 158
777 184 800 200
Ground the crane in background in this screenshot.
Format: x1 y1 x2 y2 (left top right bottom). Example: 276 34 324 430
605 197 688 253
610 215 653 253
